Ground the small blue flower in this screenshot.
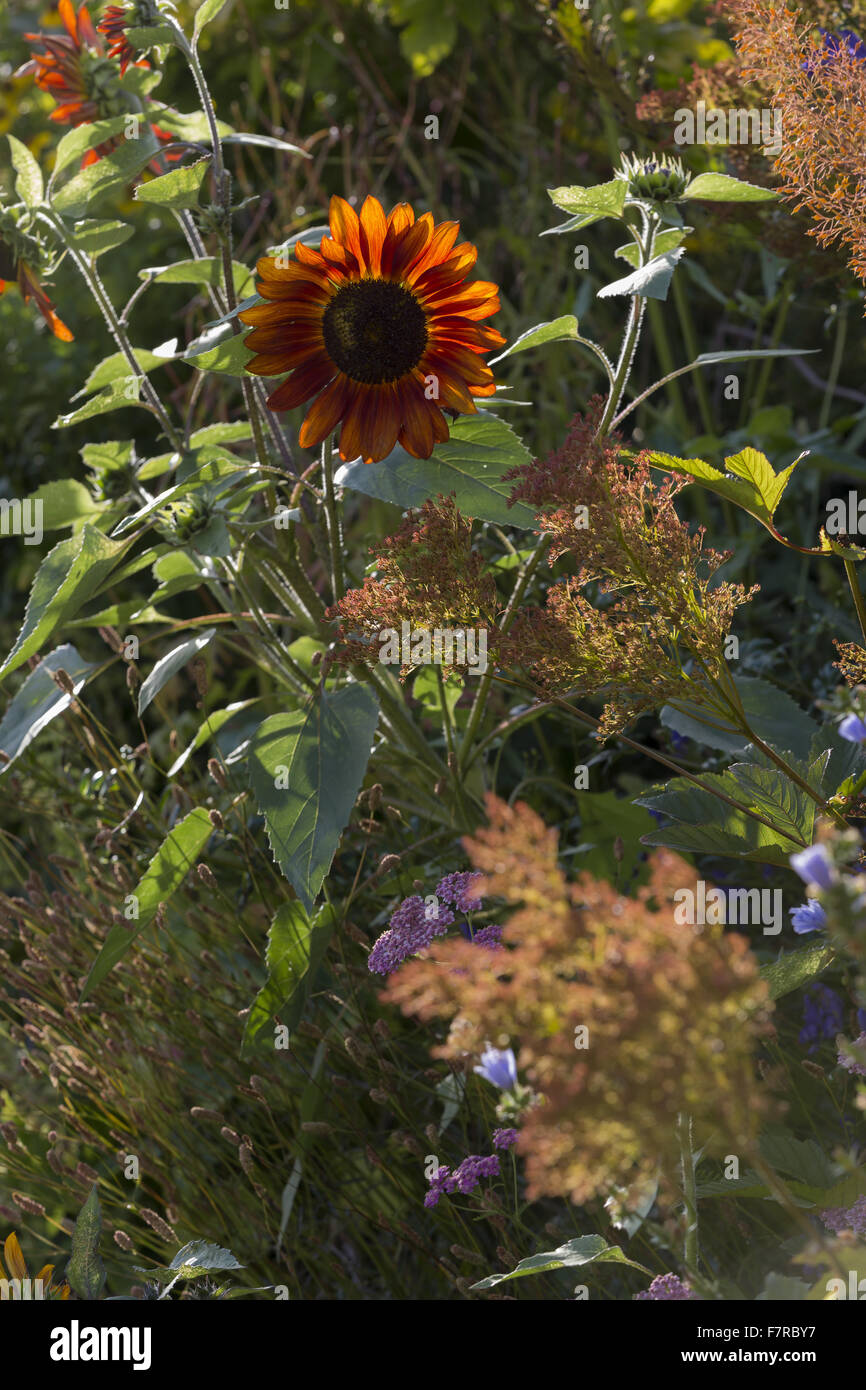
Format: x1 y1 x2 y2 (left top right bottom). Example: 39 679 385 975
474 1045 517 1091
839 713 866 744
790 899 828 935
790 844 835 891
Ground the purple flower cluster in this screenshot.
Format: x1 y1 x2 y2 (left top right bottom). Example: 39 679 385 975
799 985 845 1053
492 1127 519 1150
458 921 503 949
367 894 454 975
437 871 485 913
635 1273 696 1301
423 1153 500 1208
820 1195 866 1237
837 1031 866 1077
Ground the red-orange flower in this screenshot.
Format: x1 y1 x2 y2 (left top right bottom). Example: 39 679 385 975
21 0 109 128
20 0 178 169
97 5 138 74
240 195 505 463
0 241 73 342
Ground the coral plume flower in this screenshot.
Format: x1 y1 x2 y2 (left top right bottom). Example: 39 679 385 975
240 195 505 463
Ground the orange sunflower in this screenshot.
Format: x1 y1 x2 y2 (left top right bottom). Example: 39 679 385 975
239 195 505 463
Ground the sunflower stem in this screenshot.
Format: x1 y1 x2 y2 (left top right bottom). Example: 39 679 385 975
321 434 346 602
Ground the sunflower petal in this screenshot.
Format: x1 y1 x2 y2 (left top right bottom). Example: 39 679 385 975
329 196 365 273
298 374 353 449
4 1233 28 1282
359 196 388 276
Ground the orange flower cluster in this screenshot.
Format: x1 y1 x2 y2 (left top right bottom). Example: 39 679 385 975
326 495 499 676
501 406 757 735
383 795 773 1205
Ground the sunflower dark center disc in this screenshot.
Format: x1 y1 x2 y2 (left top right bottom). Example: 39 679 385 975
322 277 429 384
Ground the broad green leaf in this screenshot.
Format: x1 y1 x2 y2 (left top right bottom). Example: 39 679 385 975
760 944 835 1001
193 0 231 42
7 135 43 206
25 479 101 530
136 1240 244 1284
685 172 777 202
145 106 234 142
0 526 128 680
53 376 144 428
248 686 379 912
81 806 213 999
547 178 627 220
53 117 134 176
52 131 161 217
615 226 689 268
489 315 580 365
660 676 818 760
65 1186 105 1300
471 1235 650 1291
134 156 212 210
242 901 337 1052
597 247 685 301
759 1131 837 1190
138 258 252 295
756 1275 811 1300
68 218 135 257
649 447 803 530
0 645 95 773
334 413 537 527
74 346 177 398
184 332 257 376
137 627 216 715
125 23 177 46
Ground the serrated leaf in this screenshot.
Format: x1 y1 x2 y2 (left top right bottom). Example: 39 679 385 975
7 134 43 206
0 645 95 773
53 117 134 176
52 132 161 217
489 315 580 365
138 257 252 295
615 226 689 268
68 218 135 257
25 479 101 530
74 347 176 398
146 107 234 142
760 944 835 1001
54 376 144 428
598 247 685 301
660 676 819 759
334 413 536 527
65 1186 105 1300
0 526 128 681
685 171 777 202
547 178 626 219
137 628 216 715
759 1131 837 1189
471 1235 650 1291
247 687 379 913
81 806 213 999
649 446 803 530
134 156 212 210
193 0 231 42
184 332 256 376
242 900 337 1052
